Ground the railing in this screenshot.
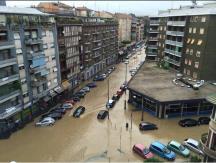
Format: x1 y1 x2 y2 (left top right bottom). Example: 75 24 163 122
150 20 159 25
165 40 183 47
147 52 157 56
200 133 216 160
164 48 182 57
148 45 158 49
0 41 14 50
0 74 19 87
25 38 43 45
27 51 45 59
167 21 186 26
166 31 184 36
149 30 159 33
0 104 22 120
164 58 180 66
0 90 20 104
0 58 17 68
149 37 158 41
92 47 101 51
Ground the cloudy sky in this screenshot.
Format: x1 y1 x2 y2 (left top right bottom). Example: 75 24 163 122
6 1 211 16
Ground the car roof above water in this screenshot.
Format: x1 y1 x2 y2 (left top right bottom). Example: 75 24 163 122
185 138 199 146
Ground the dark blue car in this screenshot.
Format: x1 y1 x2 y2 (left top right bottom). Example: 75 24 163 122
149 141 176 161
86 82 97 88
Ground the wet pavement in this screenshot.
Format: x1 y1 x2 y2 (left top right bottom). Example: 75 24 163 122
0 47 208 162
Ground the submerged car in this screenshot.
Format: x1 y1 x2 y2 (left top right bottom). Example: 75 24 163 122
41 112 63 120
97 110 108 119
62 103 73 110
35 117 55 127
139 122 158 131
133 144 154 159
106 99 115 109
86 82 97 88
178 118 198 127
112 94 120 101
198 117 210 125
149 141 176 161
117 89 124 96
183 138 204 156
73 106 85 118
167 140 190 157
80 86 90 92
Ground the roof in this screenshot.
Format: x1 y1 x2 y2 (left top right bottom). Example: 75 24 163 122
134 144 145 150
186 138 199 146
206 93 216 105
169 140 181 147
115 13 132 19
128 62 216 102
76 6 92 11
151 141 165 149
0 6 49 15
38 2 73 9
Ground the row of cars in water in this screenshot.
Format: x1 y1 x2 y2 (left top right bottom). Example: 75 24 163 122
133 138 204 161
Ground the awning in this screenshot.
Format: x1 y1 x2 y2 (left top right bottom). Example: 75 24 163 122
43 96 51 102
206 93 216 105
62 80 71 90
54 86 64 94
49 90 57 98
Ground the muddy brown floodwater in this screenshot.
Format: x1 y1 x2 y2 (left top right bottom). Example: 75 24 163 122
0 48 208 162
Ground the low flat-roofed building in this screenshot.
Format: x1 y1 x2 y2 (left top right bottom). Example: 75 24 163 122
128 62 216 118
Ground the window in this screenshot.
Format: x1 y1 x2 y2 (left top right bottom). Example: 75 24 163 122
0 15 6 26
187 69 191 75
201 16 206 22
193 72 198 79
197 39 202 45
160 26 162 31
188 60 192 66
16 48 22 54
186 48 189 54
200 28 204 35
43 43 48 49
194 62 199 68
14 33 20 40
191 39 195 44
189 28 192 33
185 59 188 64
190 49 193 55
193 28 196 34
164 27 166 31
50 43 54 48
196 51 201 57
187 38 191 44
184 68 186 74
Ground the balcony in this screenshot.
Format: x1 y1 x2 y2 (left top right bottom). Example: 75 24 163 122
93 39 101 43
149 37 158 41
92 47 101 51
164 57 180 66
149 30 159 33
25 38 43 45
200 133 216 160
27 51 45 60
0 41 15 50
0 74 19 87
0 104 22 120
0 58 17 68
167 21 186 27
164 48 182 57
31 78 47 87
147 52 157 56
150 20 159 25
92 54 101 58
148 45 158 49
0 89 20 104
165 40 183 47
166 31 184 37
85 50 91 53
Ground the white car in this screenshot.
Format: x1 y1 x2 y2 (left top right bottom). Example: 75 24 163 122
183 138 204 156
62 103 73 110
81 86 90 92
35 117 55 127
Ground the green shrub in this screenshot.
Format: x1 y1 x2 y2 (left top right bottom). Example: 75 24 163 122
189 155 201 162
144 157 163 162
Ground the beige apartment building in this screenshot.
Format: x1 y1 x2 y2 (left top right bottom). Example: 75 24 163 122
114 13 132 43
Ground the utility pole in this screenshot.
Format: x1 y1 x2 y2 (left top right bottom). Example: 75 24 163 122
107 76 110 120
124 62 128 110
141 96 144 121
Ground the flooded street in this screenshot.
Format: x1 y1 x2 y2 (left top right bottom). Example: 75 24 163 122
0 48 208 162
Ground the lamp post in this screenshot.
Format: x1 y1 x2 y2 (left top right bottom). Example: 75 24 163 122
141 96 144 121
107 76 110 119
124 60 128 110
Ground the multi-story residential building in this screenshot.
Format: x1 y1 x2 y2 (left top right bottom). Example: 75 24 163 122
0 0 6 6
146 16 159 60
55 16 82 90
130 14 137 42
80 17 118 80
0 7 61 134
114 13 132 43
201 93 216 162
138 16 149 40
94 11 114 18
136 18 144 42
146 5 216 80
37 2 76 15
76 7 94 17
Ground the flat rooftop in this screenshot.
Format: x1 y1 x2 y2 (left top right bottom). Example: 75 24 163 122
128 62 216 102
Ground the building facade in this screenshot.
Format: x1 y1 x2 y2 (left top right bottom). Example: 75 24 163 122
80 17 118 80
146 5 216 80
114 13 132 43
201 94 216 162
0 7 61 135
56 16 82 90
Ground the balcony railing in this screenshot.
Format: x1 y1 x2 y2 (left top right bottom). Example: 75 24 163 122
0 74 19 87
25 38 43 45
149 37 158 41
164 48 182 57
148 45 158 49
164 57 180 66
166 31 184 37
150 20 159 25
167 21 186 26
147 52 157 56
31 78 47 87
149 30 159 33
0 89 20 104
0 41 15 50
165 40 183 47
0 104 22 120
27 51 45 59
200 133 216 160
92 47 101 51
0 58 17 68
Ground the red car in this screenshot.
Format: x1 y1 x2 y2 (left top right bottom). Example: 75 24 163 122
133 144 154 159
117 89 124 96
64 99 76 105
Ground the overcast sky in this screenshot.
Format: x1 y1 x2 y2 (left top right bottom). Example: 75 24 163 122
6 1 211 16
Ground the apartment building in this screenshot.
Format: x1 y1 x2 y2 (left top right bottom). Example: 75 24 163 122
80 17 118 80
114 13 132 43
201 94 216 162
0 7 61 133
56 16 82 90
146 5 216 80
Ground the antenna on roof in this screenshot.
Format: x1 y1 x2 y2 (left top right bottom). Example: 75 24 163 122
191 0 197 7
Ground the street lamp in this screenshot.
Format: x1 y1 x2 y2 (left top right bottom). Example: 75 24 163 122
141 96 144 121
124 60 129 110
107 75 110 119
